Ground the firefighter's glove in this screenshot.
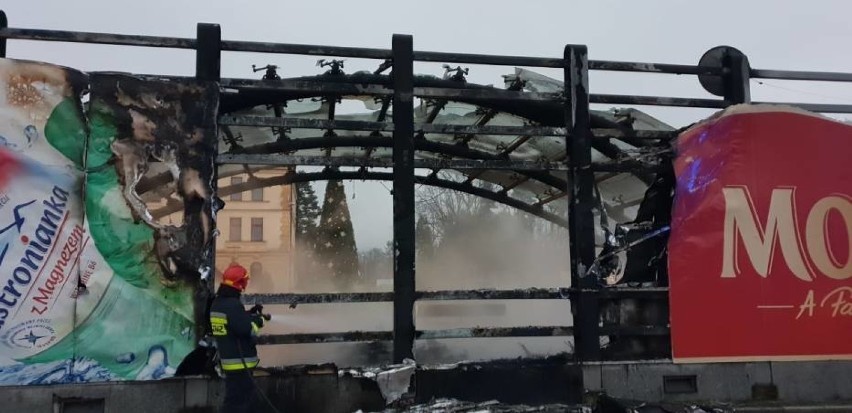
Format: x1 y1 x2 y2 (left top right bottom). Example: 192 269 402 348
250 314 265 329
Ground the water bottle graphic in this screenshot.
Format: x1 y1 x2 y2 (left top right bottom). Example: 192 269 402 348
0 56 195 384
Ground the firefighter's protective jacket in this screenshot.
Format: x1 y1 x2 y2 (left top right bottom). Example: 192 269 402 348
210 284 263 371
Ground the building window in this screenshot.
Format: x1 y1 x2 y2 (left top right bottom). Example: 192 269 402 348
230 177 243 201
251 187 264 202
229 217 242 241
251 218 264 242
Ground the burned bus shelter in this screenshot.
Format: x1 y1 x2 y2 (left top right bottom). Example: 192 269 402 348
1 12 851 410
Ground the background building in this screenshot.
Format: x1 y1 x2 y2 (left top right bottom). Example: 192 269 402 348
214 168 295 294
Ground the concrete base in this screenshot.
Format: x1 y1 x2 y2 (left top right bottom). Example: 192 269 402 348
582 360 852 404
1 360 850 412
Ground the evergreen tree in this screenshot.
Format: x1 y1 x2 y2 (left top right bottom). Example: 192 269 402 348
295 182 321 242
295 182 321 282
315 180 359 289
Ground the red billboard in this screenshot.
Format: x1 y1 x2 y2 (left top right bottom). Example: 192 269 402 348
669 106 851 362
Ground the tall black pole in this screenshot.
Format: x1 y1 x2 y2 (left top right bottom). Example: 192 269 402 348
392 34 416 363
194 22 221 341
564 45 601 361
0 11 8 58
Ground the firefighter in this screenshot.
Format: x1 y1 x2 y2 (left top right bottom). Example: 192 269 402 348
210 263 268 413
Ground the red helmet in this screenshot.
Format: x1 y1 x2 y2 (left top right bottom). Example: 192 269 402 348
222 263 249 291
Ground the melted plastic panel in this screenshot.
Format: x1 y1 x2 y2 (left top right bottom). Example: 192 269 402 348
90 74 219 282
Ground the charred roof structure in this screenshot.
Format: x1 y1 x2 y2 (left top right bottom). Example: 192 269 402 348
2 13 851 410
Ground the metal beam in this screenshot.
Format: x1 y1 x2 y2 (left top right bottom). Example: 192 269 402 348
419 288 570 300
414 50 565 68
150 170 569 227
750 68 852 82
217 154 570 171
220 113 674 141
392 34 416 363
565 44 601 361
535 191 569 207
4 25 852 83
258 331 392 345
591 140 655 184
242 288 572 305
219 115 567 136
589 60 722 76
416 87 560 102
499 135 534 157
0 27 196 48
752 101 852 114
230 136 569 191
590 94 727 109
500 175 530 195
219 115 392 132
257 326 574 345
599 326 670 336
416 326 573 340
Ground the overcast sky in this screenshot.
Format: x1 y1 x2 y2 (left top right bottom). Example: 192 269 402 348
4 0 850 250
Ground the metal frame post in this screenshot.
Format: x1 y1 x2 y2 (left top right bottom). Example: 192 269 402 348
194 22 221 340
723 50 751 104
564 45 601 361
196 23 221 82
392 34 416 363
0 11 7 58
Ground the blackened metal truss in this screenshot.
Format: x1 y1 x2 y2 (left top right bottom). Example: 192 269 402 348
3 12 851 364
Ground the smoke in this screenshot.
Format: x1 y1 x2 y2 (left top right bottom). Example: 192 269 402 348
415 210 571 291
268 186 575 367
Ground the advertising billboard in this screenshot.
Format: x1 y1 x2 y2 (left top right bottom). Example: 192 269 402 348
0 58 216 383
669 106 851 362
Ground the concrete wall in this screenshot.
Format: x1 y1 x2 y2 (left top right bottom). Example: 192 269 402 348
2 361 850 412
582 360 852 404
0 377 216 413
